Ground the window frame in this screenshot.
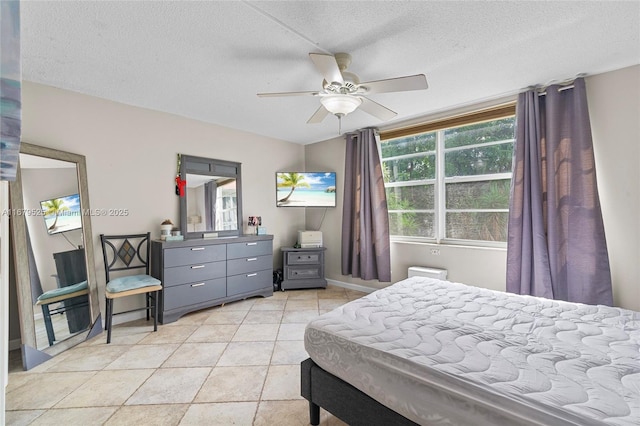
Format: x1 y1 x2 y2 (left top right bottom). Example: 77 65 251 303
379 103 516 248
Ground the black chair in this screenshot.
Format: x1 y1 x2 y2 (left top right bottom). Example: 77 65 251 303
100 233 162 343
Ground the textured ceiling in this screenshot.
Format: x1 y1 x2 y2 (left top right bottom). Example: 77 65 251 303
20 1 640 145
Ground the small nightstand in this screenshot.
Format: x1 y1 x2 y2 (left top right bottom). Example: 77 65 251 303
281 247 327 290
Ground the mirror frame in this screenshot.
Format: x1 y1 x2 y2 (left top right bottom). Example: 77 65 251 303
179 154 243 239
9 142 101 369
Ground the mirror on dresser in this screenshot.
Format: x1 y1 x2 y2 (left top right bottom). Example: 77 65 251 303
179 154 243 239
9 143 101 370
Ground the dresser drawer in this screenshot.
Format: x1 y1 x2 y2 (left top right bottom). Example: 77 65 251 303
227 268 271 296
286 251 321 265
286 266 322 281
163 278 226 311
163 261 226 287
227 240 272 259
164 244 226 268
227 254 272 276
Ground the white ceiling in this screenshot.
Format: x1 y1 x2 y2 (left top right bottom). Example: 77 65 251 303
20 1 640 145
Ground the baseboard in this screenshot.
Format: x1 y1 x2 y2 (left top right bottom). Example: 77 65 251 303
326 279 376 294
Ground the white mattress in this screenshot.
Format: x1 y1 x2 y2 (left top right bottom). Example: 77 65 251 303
305 277 640 426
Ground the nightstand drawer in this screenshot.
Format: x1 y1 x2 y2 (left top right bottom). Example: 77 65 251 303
163 278 226 310
164 245 226 268
227 240 272 259
227 254 273 276
286 266 322 280
164 261 226 287
287 252 321 265
227 268 271 296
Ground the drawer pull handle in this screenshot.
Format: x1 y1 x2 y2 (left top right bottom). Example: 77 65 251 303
191 247 205 251
246 257 257 262
191 265 205 269
246 242 258 246
246 273 258 277
191 283 205 288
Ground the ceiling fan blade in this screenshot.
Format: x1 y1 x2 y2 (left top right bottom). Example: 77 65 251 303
307 105 330 124
257 91 319 97
309 53 344 85
358 97 397 121
359 74 428 94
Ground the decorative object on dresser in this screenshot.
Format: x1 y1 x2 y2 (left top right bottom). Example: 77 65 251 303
281 247 327 290
159 219 174 240
100 233 163 344
151 235 274 324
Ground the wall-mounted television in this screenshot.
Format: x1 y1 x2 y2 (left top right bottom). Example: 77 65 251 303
276 172 336 207
40 193 82 235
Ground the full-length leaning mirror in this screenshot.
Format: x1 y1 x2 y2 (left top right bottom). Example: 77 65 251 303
9 142 101 370
179 154 243 239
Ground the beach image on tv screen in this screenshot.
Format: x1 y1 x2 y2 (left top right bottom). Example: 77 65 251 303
40 193 82 235
276 172 336 207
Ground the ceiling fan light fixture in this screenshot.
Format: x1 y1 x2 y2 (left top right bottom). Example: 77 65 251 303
320 94 362 116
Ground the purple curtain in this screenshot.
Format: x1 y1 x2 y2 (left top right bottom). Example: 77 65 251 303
341 128 391 282
507 78 613 306
204 181 216 230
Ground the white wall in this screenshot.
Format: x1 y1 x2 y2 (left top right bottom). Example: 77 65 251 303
587 65 640 311
307 65 640 311
17 82 306 320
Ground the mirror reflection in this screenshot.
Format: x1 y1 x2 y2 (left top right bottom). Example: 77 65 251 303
185 173 238 233
179 155 243 239
10 142 100 370
19 153 91 350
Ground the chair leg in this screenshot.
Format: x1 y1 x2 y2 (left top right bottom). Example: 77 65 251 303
106 298 113 344
41 304 56 346
104 296 110 331
153 290 159 332
146 292 151 321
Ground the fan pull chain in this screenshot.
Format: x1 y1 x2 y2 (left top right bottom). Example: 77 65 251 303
338 115 342 134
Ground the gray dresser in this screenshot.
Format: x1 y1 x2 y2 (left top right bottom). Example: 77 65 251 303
281 247 327 290
151 235 273 324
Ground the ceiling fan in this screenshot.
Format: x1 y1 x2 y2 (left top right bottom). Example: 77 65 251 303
257 53 428 127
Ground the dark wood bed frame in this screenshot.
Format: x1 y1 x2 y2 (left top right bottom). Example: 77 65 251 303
301 358 419 426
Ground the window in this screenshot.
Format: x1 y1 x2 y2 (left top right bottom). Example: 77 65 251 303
380 104 516 245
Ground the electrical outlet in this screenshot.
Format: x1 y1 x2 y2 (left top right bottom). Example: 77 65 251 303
430 249 440 255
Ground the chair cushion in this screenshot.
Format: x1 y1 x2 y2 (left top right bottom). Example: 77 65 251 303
106 274 161 294
37 280 88 302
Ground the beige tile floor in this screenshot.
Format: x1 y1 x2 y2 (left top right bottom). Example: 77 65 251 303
6 285 365 425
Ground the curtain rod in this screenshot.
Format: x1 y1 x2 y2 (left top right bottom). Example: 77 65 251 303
536 73 585 96
345 127 379 138
537 84 574 96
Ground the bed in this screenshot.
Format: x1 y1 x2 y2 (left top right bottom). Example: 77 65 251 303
302 277 640 425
